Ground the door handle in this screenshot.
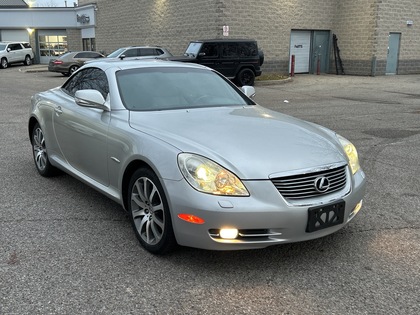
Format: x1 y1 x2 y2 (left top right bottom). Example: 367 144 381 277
54 106 63 115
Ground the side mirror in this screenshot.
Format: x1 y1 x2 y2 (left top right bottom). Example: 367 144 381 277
119 54 126 60
241 86 256 99
7 48 11 52
198 52 206 57
75 89 109 111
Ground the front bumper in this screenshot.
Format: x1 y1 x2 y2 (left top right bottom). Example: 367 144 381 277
163 168 366 250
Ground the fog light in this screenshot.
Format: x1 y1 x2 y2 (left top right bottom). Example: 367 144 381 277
219 228 239 239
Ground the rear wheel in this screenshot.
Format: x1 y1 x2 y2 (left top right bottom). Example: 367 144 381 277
1 58 8 69
24 55 32 66
69 65 79 75
236 68 255 86
31 123 59 177
128 168 177 254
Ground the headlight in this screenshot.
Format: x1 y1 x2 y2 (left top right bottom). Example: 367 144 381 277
178 153 249 196
337 134 360 175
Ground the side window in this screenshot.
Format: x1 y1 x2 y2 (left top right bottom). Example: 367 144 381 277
22 43 32 49
9 44 22 51
222 43 238 58
123 49 138 57
155 49 164 55
238 42 258 57
62 68 109 99
75 52 100 58
86 52 103 58
140 48 156 56
200 43 218 58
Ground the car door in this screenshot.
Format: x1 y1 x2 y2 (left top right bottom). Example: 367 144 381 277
121 48 140 60
197 42 223 73
8 43 23 63
53 68 111 186
220 43 239 78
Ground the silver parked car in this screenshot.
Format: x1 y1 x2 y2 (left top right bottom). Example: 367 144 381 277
106 46 172 60
29 60 366 254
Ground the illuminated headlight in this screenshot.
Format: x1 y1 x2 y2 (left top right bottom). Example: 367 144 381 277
337 134 360 175
178 153 249 196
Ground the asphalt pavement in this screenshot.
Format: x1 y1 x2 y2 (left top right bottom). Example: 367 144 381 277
0 64 419 315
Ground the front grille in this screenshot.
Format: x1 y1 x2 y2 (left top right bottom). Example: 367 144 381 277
271 165 347 201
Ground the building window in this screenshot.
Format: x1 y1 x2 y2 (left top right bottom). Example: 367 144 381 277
39 35 68 56
83 38 96 51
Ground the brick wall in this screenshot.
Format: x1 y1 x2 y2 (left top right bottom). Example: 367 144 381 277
78 0 420 75
79 0 219 56
332 0 376 75
221 0 337 73
66 28 82 51
374 0 420 74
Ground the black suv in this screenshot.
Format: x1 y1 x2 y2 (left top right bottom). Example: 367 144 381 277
167 39 264 86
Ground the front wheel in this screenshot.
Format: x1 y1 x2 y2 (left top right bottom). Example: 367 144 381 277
236 68 255 86
128 168 177 254
31 123 59 177
24 55 32 66
1 58 8 69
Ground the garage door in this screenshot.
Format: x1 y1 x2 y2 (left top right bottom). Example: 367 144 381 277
1 30 29 42
38 30 67 64
290 31 311 73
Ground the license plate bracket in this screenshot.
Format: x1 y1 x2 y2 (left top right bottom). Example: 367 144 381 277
306 200 345 233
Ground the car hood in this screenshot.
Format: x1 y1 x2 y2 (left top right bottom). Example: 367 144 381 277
129 105 347 179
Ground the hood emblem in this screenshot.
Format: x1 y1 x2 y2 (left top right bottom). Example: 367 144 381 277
314 176 330 193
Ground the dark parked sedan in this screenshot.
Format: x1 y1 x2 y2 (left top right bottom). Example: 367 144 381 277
48 51 105 76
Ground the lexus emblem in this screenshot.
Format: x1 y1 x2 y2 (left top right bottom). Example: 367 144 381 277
314 176 330 192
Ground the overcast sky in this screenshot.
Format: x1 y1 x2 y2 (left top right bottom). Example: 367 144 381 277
31 0 78 7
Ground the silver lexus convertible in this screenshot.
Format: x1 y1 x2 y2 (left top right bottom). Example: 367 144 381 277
29 60 366 254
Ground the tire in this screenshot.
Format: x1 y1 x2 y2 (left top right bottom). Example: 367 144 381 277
236 68 255 86
69 65 79 75
31 123 59 177
1 58 8 69
24 55 32 66
128 168 177 254
258 50 265 66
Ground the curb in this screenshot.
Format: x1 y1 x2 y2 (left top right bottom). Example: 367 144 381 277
20 66 49 73
255 77 293 86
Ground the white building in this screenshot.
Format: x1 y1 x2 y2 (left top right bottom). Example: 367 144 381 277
0 0 97 63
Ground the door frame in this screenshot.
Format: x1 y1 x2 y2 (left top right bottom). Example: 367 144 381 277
385 32 401 75
289 30 331 74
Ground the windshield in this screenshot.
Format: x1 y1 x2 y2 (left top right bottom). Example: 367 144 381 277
0 44 6 51
116 67 254 111
184 42 202 56
107 48 126 58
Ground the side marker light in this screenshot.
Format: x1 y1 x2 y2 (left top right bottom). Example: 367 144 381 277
178 214 205 224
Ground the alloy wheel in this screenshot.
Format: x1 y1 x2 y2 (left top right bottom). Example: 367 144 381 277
33 127 47 171
131 176 165 246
